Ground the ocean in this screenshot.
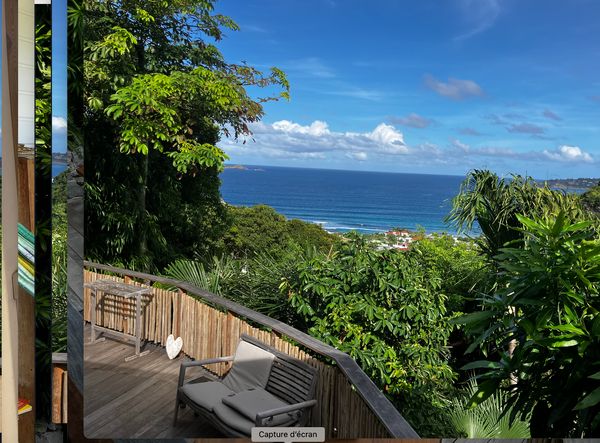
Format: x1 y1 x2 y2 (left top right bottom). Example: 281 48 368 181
221 165 468 234
53 164 67 177
52 162 471 234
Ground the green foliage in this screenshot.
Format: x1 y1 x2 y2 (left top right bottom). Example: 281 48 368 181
408 234 490 313
163 257 236 296
84 0 289 271
222 205 336 259
581 182 600 213
448 377 530 438
448 170 587 262
455 212 600 437
281 235 457 435
224 250 314 328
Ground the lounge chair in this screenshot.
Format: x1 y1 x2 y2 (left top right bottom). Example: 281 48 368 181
174 334 318 436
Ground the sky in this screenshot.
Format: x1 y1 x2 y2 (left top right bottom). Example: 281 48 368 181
2 1 599 178
212 0 600 178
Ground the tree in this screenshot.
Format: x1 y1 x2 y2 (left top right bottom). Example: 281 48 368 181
447 170 586 264
281 235 456 436
83 0 289 270
581 181 600 213
221 205 337 259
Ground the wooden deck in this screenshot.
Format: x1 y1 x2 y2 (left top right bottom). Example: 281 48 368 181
83 323 222 439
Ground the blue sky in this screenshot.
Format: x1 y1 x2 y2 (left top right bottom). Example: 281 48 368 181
212 0 600 178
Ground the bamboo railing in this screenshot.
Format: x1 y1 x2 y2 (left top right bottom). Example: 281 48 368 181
51 353 67 424
83 263 419 439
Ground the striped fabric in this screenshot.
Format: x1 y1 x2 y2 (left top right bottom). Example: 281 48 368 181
17 223 35 296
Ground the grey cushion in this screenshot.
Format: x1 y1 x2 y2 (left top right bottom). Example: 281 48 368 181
222 387 293 426
180 381 234 412
222 340 275 392
213 402 256 435
213 402 296 436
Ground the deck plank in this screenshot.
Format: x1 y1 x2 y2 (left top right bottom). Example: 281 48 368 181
83 323 221 439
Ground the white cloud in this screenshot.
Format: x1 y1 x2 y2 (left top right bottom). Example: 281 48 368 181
424 75 484 100
454 0 501 41
52 116 67 134
348 152 368 161
272 120 330 136
543 145 593 163
223 120 408 160
222 119 594 167
451 138 470 152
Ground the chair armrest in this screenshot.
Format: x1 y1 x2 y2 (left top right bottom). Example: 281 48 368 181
178 356 234 387
255 399 317 426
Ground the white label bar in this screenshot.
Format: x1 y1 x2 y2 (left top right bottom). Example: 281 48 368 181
251 427 325 443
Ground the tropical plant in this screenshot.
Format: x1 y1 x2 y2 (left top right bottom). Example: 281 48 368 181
163 256 237 296
581 182 600 213
456 212 600 437
448 377 530 438
281 234 457 436
447 169 587 263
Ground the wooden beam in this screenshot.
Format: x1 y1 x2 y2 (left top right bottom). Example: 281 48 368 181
2 0 21 439
17 148 36 440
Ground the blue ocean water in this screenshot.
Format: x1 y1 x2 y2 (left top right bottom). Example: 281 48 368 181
220 165 468 234
53 164 67 177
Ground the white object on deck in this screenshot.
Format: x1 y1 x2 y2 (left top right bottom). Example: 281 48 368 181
166 335 183 360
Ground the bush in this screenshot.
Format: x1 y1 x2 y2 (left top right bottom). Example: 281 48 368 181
457 212 600 437
281 234 457 436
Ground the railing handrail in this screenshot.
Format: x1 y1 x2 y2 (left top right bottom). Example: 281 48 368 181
83 260 418 438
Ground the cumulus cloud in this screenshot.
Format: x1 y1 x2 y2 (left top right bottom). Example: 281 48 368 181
223 119 594 167
389 113 432 128
543 145 593 163
506 123 545 135
451 138 470 152
52 116 67 134
424 75 484 100
225 120 408 160
542 109 562 121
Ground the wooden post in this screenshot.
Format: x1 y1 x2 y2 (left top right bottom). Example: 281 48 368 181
2 0 21 439
17 147 36 440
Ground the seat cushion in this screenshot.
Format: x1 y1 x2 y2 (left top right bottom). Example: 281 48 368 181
213 402 256 436
180 381 234 412
213 401 297 436
222 340 275 392
222 387 294 426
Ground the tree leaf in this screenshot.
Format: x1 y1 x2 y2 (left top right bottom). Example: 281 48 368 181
574 387 600 410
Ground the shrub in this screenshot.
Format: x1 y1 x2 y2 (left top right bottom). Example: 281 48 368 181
281 234 457 436
457 212 600 437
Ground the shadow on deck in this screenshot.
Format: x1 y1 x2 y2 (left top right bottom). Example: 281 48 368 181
83 323 221 439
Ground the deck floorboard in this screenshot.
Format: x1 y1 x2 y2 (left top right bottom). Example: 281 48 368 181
83 323 222 439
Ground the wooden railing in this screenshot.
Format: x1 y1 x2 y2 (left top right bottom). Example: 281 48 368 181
83 262 418 439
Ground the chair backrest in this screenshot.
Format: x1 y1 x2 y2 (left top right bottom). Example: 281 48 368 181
222 338 275 392
239 334 318 405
